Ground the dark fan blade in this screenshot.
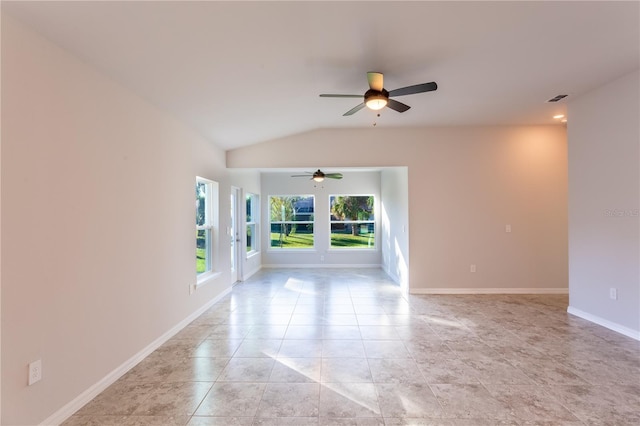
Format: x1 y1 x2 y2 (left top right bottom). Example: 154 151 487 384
343 103 366 116
319 94 363 98
367 72 384 91
386 99 411 113
291 173 312 177
388 82 437 97
324 173 343 179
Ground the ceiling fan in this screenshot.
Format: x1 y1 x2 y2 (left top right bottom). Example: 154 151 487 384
320 72 437 116
291 169 343 182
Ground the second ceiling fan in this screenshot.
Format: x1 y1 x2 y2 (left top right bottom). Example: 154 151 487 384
320 72 437 116
291 169 342 182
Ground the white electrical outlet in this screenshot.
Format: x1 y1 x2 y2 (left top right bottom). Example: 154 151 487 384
609 288 617 300
505 224 512 233
470 264 477 273
320 255 325 261
28 359 42 385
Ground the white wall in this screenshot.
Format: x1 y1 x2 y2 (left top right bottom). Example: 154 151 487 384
261 171 382 267
567 69 640 338
1 15 232 425
381 168 410 295
227 125 568 293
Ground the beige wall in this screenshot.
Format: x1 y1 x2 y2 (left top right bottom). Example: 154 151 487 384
227 125 568 293
1 16 232 425
568 69 640 337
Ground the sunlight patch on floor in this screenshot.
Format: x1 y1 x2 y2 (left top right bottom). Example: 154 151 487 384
273 355 379 414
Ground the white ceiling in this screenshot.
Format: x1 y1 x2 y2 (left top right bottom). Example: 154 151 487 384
3 1 639 150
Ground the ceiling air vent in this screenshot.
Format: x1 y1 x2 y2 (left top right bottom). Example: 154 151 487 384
547 94 568 103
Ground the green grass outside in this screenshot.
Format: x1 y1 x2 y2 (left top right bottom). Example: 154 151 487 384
270 232 314 248
196 247 206 274
270 232 374 248
330 233 374 248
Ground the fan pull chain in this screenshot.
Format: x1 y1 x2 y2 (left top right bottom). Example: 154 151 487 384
373 112 381 127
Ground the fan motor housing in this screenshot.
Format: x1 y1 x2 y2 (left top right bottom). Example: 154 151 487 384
364 88 389 102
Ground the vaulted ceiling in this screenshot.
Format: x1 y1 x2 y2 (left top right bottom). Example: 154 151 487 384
3 1 638 149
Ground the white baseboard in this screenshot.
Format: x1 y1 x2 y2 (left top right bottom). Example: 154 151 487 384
241 264 262 281
410 287 569 295
41 287 232 426
382 264 401 285
567 306 640 341
262 264 383 269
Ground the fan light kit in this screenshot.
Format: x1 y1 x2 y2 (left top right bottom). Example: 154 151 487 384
365 92 388 110
320 72 437 116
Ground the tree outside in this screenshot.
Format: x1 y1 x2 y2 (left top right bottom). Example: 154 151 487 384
196 182 207 273
330 195 374 236
270 195 314 248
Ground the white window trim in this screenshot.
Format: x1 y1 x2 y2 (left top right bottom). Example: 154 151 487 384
195 271 223 289
196 177 219 285
328 194 377 250
268 194 316 251
246 193 260 257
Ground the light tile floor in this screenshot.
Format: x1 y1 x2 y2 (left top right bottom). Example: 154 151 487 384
63 268 640 425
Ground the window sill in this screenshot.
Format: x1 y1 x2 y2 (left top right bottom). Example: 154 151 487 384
246 251 260 259
327 247 378 251
268 248 317 252
196 271 222 288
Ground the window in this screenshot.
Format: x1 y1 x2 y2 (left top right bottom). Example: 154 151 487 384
269 195 315 249
196 177 218 277
329 195 375 248
246 193 259 253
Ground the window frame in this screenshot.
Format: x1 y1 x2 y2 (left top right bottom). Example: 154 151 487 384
196 177 219 284
268 194 316 250
328 194 376 250
246 193 259 256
